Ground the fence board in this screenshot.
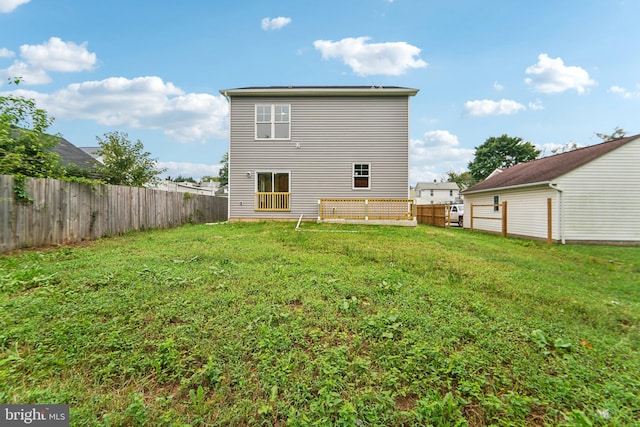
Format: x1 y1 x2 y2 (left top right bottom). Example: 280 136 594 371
416 204 447 226
0 175 228 253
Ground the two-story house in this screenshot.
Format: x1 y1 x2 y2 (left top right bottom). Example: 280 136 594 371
414 181 461 205
219 86 419 222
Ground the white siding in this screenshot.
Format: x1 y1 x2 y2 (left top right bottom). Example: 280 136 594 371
464 187 558 240
556 140 640 242
464 138 640 243
463 194 502 234
228 96 410 220
415 189 460 205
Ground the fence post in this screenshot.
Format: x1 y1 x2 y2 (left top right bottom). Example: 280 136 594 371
501 201 508 237
547 197 552 246
470 203 474 230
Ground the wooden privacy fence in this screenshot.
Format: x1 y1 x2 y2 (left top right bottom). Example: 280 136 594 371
0 175 228 253
416 204 447 226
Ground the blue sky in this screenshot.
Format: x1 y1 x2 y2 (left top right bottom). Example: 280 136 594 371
1 0 638 184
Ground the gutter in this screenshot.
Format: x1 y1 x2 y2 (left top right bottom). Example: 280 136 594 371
548 183 565 244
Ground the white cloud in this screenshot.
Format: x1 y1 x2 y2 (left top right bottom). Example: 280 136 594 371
410 130 474 183
528 99 544 111
0 37 97 85
609 85 640 98
20 37 96 72
493 81 504 91
0 48 15 58
159 161 221 180
463 99 526 117
0 0 30 13
0 60 51 84
4 76 229 142
261 17 292 30
524 53 596 94
313 36 427 76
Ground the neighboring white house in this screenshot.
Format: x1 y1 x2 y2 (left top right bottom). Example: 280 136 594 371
219 86 419 221
152 180 219 196
414 181 461 204
461 134 640 245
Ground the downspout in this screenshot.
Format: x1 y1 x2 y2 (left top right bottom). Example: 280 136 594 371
549 183 565 244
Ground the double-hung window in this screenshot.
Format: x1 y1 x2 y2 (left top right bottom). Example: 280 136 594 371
353 163 370 189
256 104 290 140
493 195 500 211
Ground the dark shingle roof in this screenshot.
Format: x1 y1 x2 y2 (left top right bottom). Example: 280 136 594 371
463 134 639 194
219 86 418 97
51 137 100 170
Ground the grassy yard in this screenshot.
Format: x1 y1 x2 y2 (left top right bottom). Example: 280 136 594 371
0 222 638 426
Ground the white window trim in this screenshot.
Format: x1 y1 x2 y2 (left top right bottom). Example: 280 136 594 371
352 163 371 190
255 104 291 141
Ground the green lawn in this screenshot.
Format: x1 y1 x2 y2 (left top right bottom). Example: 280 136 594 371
1 222 638 426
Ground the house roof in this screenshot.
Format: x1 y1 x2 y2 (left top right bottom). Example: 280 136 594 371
462 134 640 194
415 181 460 191
51 137 100 170
219 85 419 97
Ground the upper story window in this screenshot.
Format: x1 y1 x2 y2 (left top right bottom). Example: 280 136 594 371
256 104 290 140
353 163 370 189
449 190 453 196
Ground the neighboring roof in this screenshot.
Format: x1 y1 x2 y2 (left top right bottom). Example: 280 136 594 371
415 181 460 191
51 137 100 170
219 85 419 97
463 134 640 194
78 146 101 158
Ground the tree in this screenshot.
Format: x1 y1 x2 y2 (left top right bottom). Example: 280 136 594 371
0 80 61 178
445 169 475 189
595 127 626 142
549 141 582 155
218 152 228 186
200 175 219 183
468 134 540 182
171 175 197 183
95 131 165 186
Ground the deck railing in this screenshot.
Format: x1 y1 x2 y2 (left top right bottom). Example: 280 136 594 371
255 192 290 211
318 199 415 221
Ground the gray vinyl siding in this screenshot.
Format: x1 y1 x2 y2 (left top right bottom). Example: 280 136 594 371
228 96 410 220
556 140 640 242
